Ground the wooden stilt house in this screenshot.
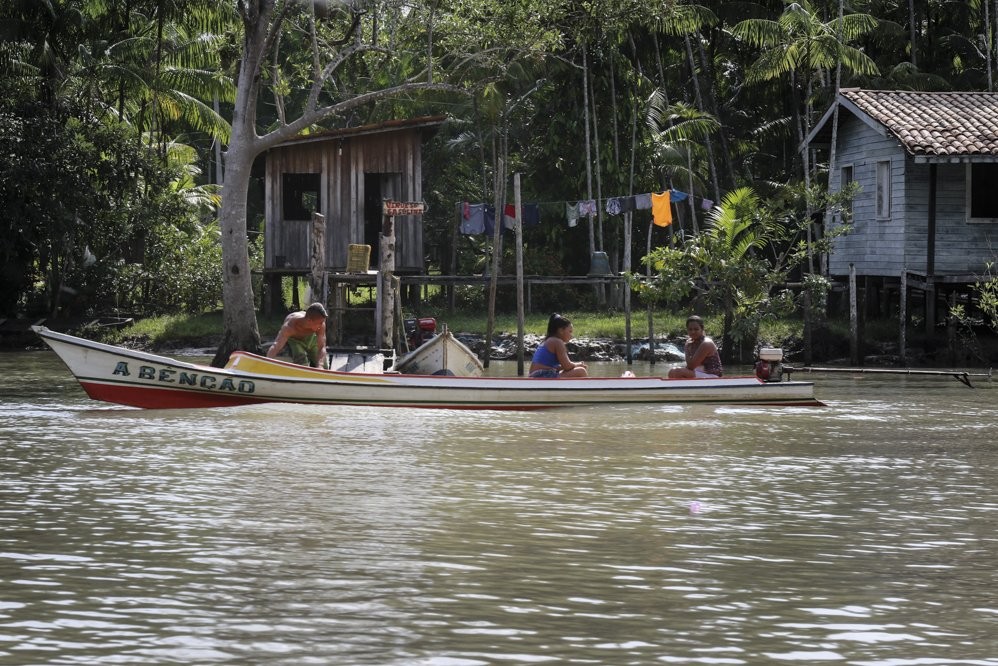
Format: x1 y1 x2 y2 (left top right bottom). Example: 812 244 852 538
262 115 446 311
807 89 998 331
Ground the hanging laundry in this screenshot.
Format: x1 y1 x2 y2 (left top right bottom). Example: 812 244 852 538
669 189 689 202
605 196 635 216
651 191 672 227
521 203 541 227
578 199 598 217
503 204 517 230
701 198 714 211
460 203 486 235
566 202 581 227
633 193 652 210
484 205 498 236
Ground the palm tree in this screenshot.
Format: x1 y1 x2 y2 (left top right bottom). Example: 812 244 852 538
732 1 879 184
732 1 878 273
646 97 720 236
646 1 724 202
82 0 236 154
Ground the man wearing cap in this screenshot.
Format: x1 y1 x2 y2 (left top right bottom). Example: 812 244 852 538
267 302 329 369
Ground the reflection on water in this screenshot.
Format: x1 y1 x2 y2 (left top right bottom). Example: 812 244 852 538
2 351 998 664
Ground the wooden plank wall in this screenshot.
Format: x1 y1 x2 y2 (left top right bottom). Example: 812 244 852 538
265 129 426 272
265 142 324 269
907 162 998 275
827 117 907 277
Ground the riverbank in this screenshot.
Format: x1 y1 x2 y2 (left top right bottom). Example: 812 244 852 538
6 312 997 369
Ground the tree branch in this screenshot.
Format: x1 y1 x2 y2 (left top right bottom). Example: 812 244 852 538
263 80 466 151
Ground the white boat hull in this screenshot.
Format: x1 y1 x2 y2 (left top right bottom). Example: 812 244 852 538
395 330 484 376
32 326 824 410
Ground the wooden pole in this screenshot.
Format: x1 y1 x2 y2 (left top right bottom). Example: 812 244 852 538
395 276 406 353
646 220 655 365
900 263 907 362
926 163 937 335
582 48 595 257
624 101 637 365
484 158 505 369
803 289 813 365
849 263 859 365
947 290 957 366
379 210 396 351
332 283 345 345
624 211 632 365
783 365 990 388
514 173 525 376
308 212 326 305
449 205 459 314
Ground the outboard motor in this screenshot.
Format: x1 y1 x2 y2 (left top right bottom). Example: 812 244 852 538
404 317 437 350
754 347 785 382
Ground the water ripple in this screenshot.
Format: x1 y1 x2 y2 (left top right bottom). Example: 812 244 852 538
3 356 998 663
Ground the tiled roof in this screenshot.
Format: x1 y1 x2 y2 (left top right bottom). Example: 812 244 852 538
840 89 998 156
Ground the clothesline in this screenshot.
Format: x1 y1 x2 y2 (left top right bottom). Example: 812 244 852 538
455 188 715 236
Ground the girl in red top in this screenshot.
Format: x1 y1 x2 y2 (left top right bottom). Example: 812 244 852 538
668 315 723 379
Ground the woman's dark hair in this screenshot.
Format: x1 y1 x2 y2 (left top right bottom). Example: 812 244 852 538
545 313 571 338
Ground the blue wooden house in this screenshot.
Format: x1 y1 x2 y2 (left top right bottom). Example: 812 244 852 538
806 89 998 327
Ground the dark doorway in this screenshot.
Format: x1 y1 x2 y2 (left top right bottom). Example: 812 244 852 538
364 173 402 266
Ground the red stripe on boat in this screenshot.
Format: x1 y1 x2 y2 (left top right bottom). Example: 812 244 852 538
80 382 266 409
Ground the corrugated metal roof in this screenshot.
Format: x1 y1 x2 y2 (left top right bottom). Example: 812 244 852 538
839 89 998 157
273 115 448 148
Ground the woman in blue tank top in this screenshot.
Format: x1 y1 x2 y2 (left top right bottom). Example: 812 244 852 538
529 314 589 378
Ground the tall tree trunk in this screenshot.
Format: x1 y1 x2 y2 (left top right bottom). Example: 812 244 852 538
824 0 845 276
908 0 917 67
213 97 224 186
589 66 604 253
987 0 994 91
212 140 262 366
793 69 815 274
684 34 720 203
697 36 737 190
582 46 595 256
212 1 273 366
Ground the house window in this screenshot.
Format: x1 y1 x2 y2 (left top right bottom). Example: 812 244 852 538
969 163 998 220
875 160 891 219
840 164 854 215
282 173 321 220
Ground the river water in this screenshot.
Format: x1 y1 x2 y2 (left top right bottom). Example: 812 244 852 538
2 350 997 665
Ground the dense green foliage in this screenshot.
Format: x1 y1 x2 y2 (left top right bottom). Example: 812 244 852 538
4 0 998 331
0 0 232 317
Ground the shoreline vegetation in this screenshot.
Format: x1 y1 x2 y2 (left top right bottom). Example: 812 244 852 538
9 310 998 370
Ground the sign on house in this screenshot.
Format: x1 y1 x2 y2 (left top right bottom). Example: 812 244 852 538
383 200 426 216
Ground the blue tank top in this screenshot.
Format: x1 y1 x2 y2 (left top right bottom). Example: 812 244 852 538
531 341 560 368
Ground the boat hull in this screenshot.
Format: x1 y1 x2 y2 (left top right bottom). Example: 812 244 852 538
33 327 824 410
395 330 484 376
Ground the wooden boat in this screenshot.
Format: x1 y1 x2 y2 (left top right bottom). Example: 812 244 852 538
32 326 824 410
395 328 484 377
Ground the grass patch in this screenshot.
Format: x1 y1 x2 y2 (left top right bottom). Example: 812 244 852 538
96 309 817 350
401 310 794 342
99 311 290 347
